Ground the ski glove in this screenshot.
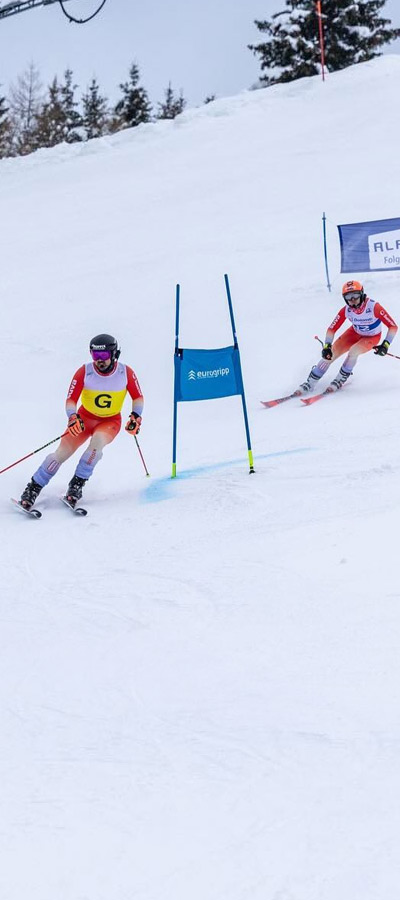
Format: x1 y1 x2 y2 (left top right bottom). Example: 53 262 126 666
373 340 390 357
68 413 85 436
322 342 333 360
125 412 142 435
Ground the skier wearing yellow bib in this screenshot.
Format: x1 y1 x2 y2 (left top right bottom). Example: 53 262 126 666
20 334 144 510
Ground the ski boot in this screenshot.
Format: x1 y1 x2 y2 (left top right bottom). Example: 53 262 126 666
298 371 322 394
329 367 351 392
20 478 42 511
64 475 87 509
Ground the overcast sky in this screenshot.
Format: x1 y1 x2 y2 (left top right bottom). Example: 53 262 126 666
0 0 399 109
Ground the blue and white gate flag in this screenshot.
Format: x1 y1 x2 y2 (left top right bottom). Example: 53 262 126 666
338 217 400 273
172 276 254 478
174 346 243 402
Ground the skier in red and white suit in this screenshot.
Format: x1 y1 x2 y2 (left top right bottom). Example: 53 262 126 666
20 333 144 509
299 280 398 393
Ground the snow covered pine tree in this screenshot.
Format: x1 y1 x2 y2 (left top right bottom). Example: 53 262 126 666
249 0 400 86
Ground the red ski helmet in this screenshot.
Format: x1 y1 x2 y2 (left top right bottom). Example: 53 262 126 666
342 280 365 309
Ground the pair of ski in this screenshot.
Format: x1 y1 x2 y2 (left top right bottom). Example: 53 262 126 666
261 385 344 409
11 496 88 519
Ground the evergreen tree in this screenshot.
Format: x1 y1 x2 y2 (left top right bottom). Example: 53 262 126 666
32 77 66 148
9 63 44 156
33 70 82 149
204 94 216 105
114 63 152 128
249 0 400 86
59 68 82 142
156 82 186 119
0 91 12 159
82 77 109 139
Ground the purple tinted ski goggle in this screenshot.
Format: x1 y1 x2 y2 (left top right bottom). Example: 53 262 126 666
91 349 111 360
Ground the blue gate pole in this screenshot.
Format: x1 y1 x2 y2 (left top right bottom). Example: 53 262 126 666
224 272 239 347
224 274 255 474
172 284 180 477
322 212 332 292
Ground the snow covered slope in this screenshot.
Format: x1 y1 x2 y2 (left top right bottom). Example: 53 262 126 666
1 56 400 900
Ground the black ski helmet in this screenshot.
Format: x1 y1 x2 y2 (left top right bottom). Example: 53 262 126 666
89 333 120 365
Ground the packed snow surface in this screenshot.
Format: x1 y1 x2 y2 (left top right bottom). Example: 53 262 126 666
1 55 400 900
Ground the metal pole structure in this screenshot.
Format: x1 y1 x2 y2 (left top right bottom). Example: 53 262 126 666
316 0 326 82
223 274 255 474
172 283 180 478
322 212 332 292
0 0 75 20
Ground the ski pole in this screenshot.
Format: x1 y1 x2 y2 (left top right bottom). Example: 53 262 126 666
135 436 150 477
0 430 68 476
314 335 324 346
386 351 400 361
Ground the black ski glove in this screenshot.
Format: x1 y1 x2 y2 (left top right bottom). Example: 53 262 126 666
373 340 390 357
322 342 333 360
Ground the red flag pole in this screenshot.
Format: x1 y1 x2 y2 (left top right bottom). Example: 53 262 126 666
316 0 326 82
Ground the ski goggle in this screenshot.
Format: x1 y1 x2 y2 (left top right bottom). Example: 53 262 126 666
91 349 111 360
344 291 362 303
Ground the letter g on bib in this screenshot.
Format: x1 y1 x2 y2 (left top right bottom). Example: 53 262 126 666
95 393 112 409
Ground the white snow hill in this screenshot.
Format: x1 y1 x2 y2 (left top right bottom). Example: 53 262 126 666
1 55 400 900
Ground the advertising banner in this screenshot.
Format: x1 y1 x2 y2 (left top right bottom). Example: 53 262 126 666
338 217 400 273
174 346 243 402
